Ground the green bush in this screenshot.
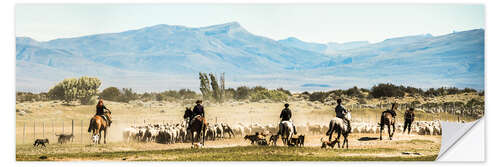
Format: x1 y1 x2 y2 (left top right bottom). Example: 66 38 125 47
234 86 250 100
370 83 404 98
100 87 121 101
48 76 101 104
309 91 329 102
249 90 288 102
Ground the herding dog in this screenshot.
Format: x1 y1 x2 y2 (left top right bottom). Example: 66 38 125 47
320 137 336 149
244 133 263 145
33 139 49 147
297 135 305 147
56 134 74 144
287 136 300 147
269 134 279 146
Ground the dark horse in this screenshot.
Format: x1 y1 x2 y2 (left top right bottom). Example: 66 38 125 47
379 111 396 140
88 111 112 144
326 117 350 149
183 107 193 126
189 115 207 146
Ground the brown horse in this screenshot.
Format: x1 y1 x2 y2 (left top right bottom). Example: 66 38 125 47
379 111 395 140
88 111 112 144
189 115 207 146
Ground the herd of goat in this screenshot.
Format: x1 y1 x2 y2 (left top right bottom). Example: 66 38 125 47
122 120 442 145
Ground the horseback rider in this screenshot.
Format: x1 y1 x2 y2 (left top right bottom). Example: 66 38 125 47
188 100 205 130
278 103 297 135
335 99 351 133
403 107 415 134
95 98 112 126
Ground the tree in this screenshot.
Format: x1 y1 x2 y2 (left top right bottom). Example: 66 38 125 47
100 87 121 101
199 72 212 100
209 73 221 102
370 83 404 98
48 76 101 104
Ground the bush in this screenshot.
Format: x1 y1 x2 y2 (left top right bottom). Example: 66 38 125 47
100 87 121 101
249 90 288 102
345 86 363 98
276 88 292 96
370 83 404 98
309 92 329 102
234 86 250 100
48 76 101 105
119 88 138 103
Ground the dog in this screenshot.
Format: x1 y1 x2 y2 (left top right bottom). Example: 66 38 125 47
269 134 279 146
288 136 300 147
256 139 268 146
320 137 337 149
33 139 49 147
56 134 74 144
298 135 305 147
191 142 203 149
244 132 263 144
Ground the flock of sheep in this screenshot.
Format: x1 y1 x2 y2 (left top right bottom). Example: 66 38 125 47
121 119 442 145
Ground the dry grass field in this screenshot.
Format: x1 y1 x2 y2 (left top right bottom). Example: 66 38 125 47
15 93 480 161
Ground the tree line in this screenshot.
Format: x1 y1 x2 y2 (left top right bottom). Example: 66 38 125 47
16 76 483 104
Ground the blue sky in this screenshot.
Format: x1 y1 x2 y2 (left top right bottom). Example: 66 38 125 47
16 4 484 43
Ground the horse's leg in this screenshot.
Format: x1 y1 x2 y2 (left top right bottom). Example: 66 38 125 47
104 128 107 144
388 124 392 140
392 123 396 138
98 129 102 144
191 131 194 145
379 124 383 140
336 131 341 148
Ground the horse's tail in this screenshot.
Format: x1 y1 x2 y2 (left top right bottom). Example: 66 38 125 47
88 117 95 133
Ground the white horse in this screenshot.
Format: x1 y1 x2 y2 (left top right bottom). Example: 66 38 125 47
279 121 294 146
325 114 351 149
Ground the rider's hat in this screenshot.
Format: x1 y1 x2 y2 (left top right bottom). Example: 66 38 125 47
196 100 202 104
284 103 289 107
336 98 342 104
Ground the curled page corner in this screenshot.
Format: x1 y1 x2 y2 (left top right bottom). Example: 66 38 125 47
437 118 482 160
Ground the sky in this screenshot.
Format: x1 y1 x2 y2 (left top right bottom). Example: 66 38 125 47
15 4 484 43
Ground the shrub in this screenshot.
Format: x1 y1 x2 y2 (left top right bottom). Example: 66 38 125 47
249 90 288 102
234 86 250 100
309 91 329 102
100 87 121 101
48 76 101 105
370 83 404 98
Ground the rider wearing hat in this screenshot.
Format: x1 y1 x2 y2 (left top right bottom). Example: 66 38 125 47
95 98 112 126
188 100 205 130
334 99 351 133
278 103 297 135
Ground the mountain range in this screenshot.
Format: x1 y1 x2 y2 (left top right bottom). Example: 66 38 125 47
16 22 484 92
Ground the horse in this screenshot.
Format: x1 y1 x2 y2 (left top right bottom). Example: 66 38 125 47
325 117 350 149
279 121 294 146
183 107 193 126
88 111 112 144
379 111 396 140
188 115 207 146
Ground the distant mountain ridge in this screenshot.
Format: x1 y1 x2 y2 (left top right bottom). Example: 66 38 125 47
16 22 484 92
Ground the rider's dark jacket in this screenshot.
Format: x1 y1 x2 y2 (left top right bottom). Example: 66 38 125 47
335 104 347 119
192 104 205 117
404 110 414 121
96 105 108 115
384 109 397 117
280 108 292 121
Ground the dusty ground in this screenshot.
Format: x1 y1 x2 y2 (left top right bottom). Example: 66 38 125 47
15 97 466 161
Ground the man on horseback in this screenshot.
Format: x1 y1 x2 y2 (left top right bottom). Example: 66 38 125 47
95 98 112 126
278 103 297 135
188 100 205 131
334 99 351 133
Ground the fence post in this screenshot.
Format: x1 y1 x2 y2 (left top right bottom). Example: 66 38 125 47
33 120 36 140
23 121 26 144
71 120 74 142
81 120 83 144
42 121 45 138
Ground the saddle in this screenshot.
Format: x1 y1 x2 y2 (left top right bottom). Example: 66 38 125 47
97 115 110 126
